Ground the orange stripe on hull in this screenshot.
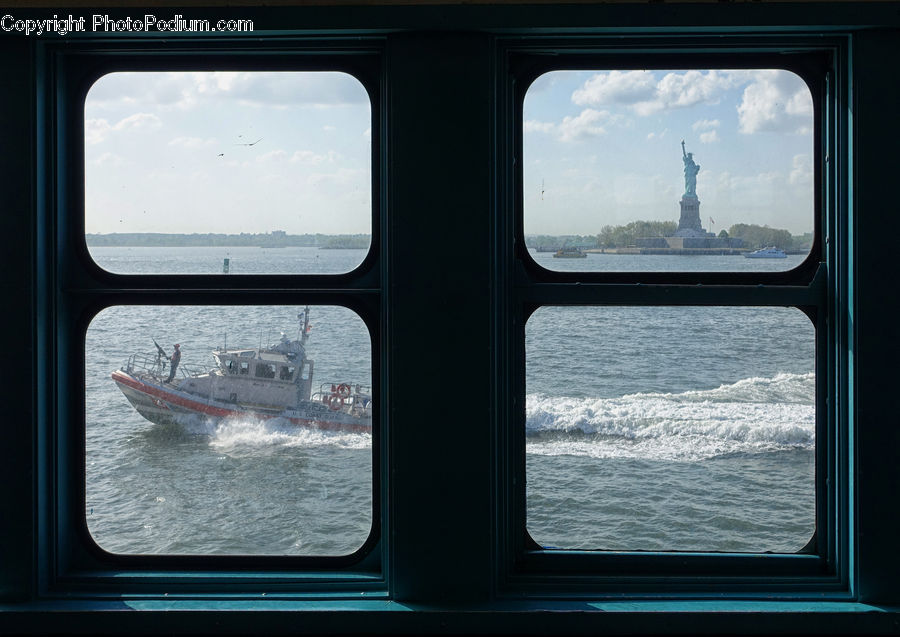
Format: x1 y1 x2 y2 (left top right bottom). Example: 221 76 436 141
111 370 371 433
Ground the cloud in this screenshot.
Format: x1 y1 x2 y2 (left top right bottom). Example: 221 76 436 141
86 72 186 110
528 72 561 95
571 69 813 133
291 150 340 165
692 119 721 132
647 128 668 141
187 71 370 108
87 71 370 112
786 90 813 117
653 70 739 110
235 148 341 166
91 152 123 166
700 130 720 144
558 109 612 142
308 167 367 188
573 70 746 116
168 136 216 149
85 112 162 144
737 71 813 134
256 150 290 163
572 70 749 116
789 154 812 185
525 120 556 134
572 70 657 107
715 169 786 205
255 149 339 166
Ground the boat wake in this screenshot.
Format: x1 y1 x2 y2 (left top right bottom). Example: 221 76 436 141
526 372 814 461
169 416 372 452
212 417 371 451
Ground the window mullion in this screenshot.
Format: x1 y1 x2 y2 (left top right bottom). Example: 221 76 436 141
387 32 494 603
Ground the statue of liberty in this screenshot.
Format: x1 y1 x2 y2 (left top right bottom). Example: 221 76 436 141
681 140 700 197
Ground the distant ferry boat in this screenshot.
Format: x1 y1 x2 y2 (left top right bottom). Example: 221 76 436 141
553 247 587 258
744 246 786 259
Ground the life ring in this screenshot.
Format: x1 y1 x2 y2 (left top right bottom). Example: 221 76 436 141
328 393 344 411
337 383 352 397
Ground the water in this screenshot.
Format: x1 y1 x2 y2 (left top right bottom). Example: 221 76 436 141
88 245 368 275
86 299 373 556
85 246 815 555
526 306 814 552
529 248 808 273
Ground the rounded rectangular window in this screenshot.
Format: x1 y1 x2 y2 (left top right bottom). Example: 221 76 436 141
525 306 815 553
84 71 372 275
523 69 814 272
85 304 373 556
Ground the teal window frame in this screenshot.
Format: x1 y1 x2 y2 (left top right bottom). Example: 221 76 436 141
6 2 900 633
34 39 388 592
496 37 850 596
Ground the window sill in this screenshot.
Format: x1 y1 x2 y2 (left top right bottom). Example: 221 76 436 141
1 599 897 635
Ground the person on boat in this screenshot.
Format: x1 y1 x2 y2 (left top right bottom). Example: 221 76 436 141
166 344 181 383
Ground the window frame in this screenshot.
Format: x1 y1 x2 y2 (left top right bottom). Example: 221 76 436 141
7 5 887 629
38 38 389 593
495 36 851 597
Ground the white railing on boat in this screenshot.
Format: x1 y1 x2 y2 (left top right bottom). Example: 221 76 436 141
123 352 205 382
311 382 373 416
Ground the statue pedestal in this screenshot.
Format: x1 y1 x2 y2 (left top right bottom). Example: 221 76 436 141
674 195 707 237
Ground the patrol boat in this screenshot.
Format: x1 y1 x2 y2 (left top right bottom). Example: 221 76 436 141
111 308 372 432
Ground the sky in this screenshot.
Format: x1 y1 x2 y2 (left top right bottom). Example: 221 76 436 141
84 69 814 237
524 69 814 235
84 71 372 235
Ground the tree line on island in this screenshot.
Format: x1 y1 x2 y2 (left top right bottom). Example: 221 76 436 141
527 221 813 252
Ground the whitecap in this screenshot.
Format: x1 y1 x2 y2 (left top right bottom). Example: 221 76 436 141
526 373 815 461
209 416 371 452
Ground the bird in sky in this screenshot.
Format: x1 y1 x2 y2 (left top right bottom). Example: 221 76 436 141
234 137 262 147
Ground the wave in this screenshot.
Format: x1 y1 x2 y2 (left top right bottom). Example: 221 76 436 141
526 373 814 461
206 417 371 452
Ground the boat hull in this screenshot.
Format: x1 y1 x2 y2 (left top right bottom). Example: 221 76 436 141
744 247 787 258
111 369 371 433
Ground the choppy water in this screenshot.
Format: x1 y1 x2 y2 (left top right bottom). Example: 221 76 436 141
529 248 809 273
86 246 815 555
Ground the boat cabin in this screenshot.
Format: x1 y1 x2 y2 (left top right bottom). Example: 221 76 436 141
169 334 315 412
210 343 313 406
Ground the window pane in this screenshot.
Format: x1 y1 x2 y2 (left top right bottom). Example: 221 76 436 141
525 306 814 552
85 72 372 274
86 305 373 555
523 70 814 272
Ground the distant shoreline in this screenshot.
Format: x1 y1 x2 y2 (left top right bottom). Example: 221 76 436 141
85 232 371 248
580 247 807 256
